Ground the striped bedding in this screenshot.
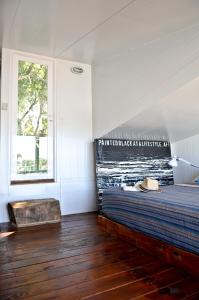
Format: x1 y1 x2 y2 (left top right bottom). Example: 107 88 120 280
102 185 199 255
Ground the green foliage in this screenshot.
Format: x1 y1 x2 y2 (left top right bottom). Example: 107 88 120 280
17 158 47 174
17 61 48 137
17 60 49 174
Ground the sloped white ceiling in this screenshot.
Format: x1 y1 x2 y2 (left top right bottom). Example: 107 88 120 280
62 0 199 63
0 0 199 63
1 0 199 142
104 77 199 142
92 20 199 140
0 0 132 59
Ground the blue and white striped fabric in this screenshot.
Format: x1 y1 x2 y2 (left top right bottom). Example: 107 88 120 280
102 185 199 255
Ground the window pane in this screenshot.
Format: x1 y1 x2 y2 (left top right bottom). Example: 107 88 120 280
16 60 48 175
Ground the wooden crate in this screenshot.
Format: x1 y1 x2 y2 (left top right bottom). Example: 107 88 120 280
8 198 61 227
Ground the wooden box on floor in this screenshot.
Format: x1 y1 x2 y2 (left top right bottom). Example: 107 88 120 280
8 198 61 228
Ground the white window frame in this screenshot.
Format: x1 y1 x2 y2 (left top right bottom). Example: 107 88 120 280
10 54 54 182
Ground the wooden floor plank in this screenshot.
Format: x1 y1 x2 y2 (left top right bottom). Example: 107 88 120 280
0 260 162 300
185 292 199 300
1 238 124 266
0 212 198 300
5 263 171 300
0 239 126 275
0 247 139 290
4 233 116 261
6 230 105 251
80 269 187 300
133 277 199 299
4 225 99 243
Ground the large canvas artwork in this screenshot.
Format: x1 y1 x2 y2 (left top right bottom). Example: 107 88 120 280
95 139 174 211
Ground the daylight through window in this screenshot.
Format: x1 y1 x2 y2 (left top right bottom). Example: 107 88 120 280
11 57 54 182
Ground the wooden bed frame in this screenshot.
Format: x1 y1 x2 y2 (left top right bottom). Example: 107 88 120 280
98 215 199 277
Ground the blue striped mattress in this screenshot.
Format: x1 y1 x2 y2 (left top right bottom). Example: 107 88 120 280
102 185 199 255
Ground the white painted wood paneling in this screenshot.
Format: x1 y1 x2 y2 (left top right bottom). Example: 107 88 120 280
1 1 199 145
1 1 199 221
60 178 95 215
1 0 199 63
0 0 20 48
0 0 132 58
0 49 96 223
62 0 199 63
92 23 199 138
104 77 199 142
171 135 199 184
55 58 96 215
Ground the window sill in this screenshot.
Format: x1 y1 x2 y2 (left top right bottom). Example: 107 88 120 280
10 179 55 185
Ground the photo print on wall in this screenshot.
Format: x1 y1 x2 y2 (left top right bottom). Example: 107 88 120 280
95 139 174 211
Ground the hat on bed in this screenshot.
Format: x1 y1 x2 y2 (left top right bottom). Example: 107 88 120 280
136 178 159 192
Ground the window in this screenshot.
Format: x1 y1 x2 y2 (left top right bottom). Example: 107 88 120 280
11 55 54 183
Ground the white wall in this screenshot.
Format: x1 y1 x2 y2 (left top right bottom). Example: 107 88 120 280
171 134 199 184
0 48 96 223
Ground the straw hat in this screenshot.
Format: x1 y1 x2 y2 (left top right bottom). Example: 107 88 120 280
135 178 159 192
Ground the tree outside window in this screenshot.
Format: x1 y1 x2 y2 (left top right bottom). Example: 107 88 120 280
17 61 48 175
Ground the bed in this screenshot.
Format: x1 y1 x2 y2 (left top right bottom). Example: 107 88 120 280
101 185 199 255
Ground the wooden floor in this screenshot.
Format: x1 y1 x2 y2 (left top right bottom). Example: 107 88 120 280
0 213 199 300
